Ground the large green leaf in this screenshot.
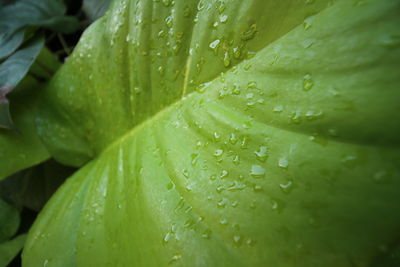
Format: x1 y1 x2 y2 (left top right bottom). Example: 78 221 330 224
24 0 400 266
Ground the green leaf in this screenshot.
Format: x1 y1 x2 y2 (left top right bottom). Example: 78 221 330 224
82 0 112 22
24 0 400 266
0 199 20 242
0 35 44 129
0 160 74 212
0 35 44 89
0 75 50 180
0 234 27 267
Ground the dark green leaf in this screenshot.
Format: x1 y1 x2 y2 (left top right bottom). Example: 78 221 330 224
0 85 14 129
0 234 27 267
0 35 44 88
0 198 20 242
0 160 75 212
0 75 50 180
82 0 111 22
0 0 79 60
0 29 25 60
0 34 44 129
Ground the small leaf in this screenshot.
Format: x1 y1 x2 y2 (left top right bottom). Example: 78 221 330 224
0 234 27 267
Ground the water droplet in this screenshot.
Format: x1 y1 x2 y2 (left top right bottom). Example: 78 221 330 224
232 85 241 95
278 157 289 169
233 235 242 247
253 184 262 192
214 149 223 158
279 181 294 194
162 0 172 6
242 24 257 41
227 181 246 191
342 155 358 168
233 47 241 59
163 232 172 244
220 14 228 23
216 185 226 193
197 0 205 11
214 132 221 142
233 155 240 165
219 218 229 225
328 128 338 137
223 51 231 67
246 238 255 246
220 170 229 179
250 165 266 178
373 170 390 184
247 81 257 89
169 253 182 264
255 146 268 162
229 133 238 144
191 153 199 166
182 169 189 178
273 105 284 113
302 39 315 48
133 86 142 94
303 16 314 30
305 110 323 120
290 111 302 124
303 74 314 91
217 198 227 208
202 229 212 239
166 182 174 190
209 39 221 53
271 198 285 213
380 34 400 47
240 136 249 149
165 16 173 28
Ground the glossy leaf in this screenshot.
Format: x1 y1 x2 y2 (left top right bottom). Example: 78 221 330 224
24 0 400 266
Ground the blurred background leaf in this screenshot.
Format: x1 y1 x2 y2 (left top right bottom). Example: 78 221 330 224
82 0 111 22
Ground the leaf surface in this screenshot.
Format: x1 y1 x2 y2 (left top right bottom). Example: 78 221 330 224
0 234 27 267
24 0 400 266
0 75 50 180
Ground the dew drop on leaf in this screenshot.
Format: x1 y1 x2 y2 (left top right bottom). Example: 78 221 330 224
250 165 266 178
233 235 242 247
278 157 289 169
303 74 314 91
254 146 268 162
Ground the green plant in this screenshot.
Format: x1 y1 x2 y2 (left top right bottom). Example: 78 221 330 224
1 0 400 266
